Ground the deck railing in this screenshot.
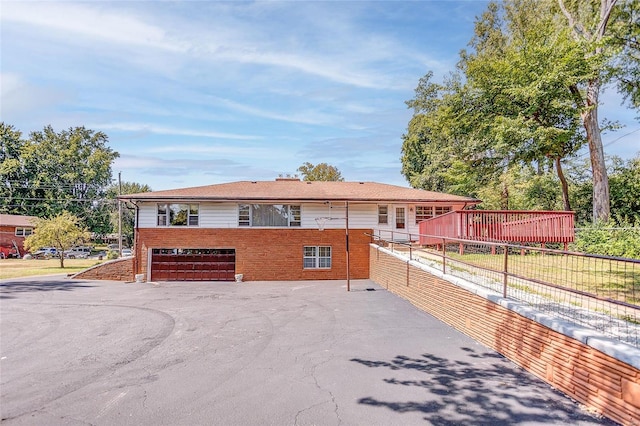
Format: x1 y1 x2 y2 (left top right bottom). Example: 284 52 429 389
419 210 575 249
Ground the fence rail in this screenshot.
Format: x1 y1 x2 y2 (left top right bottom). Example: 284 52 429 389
370 230 640 349
418 210 575 248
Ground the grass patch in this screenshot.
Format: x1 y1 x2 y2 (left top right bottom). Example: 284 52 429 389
0 258 105 280
419 248 640 305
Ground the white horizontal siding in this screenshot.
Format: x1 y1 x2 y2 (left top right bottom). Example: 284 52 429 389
137 201 460 232
199 203 238 228
138 203 157 228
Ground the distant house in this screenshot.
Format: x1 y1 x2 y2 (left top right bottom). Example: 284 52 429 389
119 178 480 282
0 214 38 258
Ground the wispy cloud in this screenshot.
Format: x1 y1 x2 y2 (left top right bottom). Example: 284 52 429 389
2 2 186 52
1 2 435 90
90 122 260 141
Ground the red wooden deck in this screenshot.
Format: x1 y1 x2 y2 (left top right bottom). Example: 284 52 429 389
418 210 575 247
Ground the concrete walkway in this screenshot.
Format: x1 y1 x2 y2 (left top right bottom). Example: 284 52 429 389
0 277 616 425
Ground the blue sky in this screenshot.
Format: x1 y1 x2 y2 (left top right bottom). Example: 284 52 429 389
1 1 638 191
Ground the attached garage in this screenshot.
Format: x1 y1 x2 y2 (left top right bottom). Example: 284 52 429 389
151 249 236 281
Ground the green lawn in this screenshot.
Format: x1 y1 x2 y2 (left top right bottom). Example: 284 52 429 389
443 250 640 305
0 258 105 280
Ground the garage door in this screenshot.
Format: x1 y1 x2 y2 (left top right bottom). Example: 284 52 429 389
151 249 236 281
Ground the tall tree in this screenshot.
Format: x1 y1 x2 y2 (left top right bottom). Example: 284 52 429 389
402 0 638 218
297 162 344 181
557 0 619 221
0 124 119 232
459 0 588 211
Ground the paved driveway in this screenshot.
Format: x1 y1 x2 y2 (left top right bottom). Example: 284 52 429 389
0 277 614 425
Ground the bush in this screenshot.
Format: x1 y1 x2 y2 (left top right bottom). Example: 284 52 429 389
106 250 119 260
572 220 640 259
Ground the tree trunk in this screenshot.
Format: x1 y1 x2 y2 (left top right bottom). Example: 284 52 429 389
582 78 610 222
501 183 509 209
554 156 571 211
59 253 64 268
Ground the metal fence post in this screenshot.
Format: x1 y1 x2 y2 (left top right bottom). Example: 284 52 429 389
502 244 508 298
442 238 446 274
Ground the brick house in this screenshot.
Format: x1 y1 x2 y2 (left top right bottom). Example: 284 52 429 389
119 179 480 282
0 214 38 258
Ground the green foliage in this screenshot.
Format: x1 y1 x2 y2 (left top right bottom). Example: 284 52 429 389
106 250 119 260
401 0 637 220
609 156 640 223
297 162 344 181
24 211 91 267
106 181 152 246
572 219 640 259
0 124 119 234
568 154 640 224
607 0 640 109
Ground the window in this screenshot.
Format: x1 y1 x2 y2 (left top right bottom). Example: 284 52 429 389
415 206 433 223
238 204 301 227
157 204 199 226
435 206 452 216
378 205 388 224
303 246 332 269
415 206 452 223
15 227 34 237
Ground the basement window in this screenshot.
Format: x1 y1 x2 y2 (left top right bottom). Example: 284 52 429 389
303 246 332 269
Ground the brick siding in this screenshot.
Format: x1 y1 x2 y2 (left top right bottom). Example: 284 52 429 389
370 245 640 425
135 228 371 281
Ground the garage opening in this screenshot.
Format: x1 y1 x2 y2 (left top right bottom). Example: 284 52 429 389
151 248 236 281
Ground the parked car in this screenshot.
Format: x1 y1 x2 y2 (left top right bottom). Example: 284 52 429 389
121 248 133 257
107 244 119 251
64 246 92 259
31 247 57 259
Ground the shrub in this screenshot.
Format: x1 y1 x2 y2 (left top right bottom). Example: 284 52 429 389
106 250 119 260
572 220 640 259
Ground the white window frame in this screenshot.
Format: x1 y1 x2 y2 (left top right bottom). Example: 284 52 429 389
303 246 332 269
15 227 34 237
238 204 301 227
378 205 388 224
157 203 199 227
415 206 452 224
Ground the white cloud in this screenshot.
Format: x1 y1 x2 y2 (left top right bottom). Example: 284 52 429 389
1 2 435 90
90 122 260 141
1 2 186 52
0 73 67 117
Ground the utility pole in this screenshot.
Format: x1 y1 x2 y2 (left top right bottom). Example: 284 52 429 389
346 201 350 292
118 172 122 257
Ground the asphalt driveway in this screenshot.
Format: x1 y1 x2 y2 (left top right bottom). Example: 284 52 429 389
0 276 614 425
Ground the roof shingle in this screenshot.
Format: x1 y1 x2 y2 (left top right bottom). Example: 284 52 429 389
120 180 480 204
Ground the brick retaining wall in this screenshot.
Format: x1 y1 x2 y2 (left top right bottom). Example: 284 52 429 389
370 244 640 425
72 257 134 282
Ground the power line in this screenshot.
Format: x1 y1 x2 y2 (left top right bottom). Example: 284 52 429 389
577 127 640 158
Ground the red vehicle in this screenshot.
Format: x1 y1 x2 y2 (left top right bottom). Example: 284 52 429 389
0 214 38 259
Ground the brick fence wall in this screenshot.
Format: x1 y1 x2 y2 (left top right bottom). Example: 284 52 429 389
72 257 134 282
369 245 640 425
